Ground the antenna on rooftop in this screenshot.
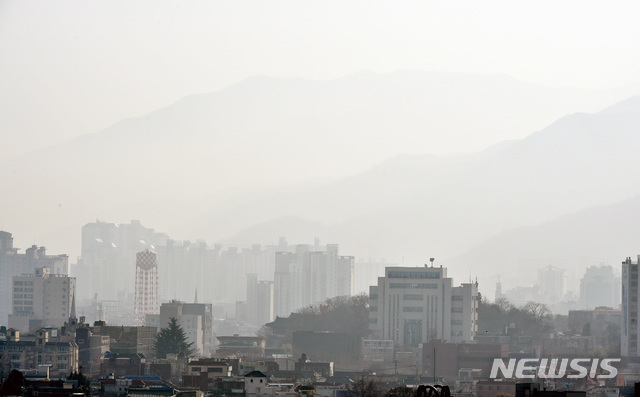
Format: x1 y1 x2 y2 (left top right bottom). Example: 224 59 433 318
430 258 435 267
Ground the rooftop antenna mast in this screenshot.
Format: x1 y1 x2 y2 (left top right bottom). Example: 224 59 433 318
430 258 435 267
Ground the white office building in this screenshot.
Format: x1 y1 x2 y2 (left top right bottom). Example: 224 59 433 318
368 264 478 347
8 267 76 332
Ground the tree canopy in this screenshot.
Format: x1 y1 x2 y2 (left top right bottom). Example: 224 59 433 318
477 295 553 341
295 294 370 336
154 317 194 359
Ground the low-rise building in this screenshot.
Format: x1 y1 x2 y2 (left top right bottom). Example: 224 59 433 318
183 359 233 390
75 326 110 377
292 331 360 363
100 352 146 376
157 300 214 357
0 328 79 378
422 340 508 379
216 335 265 358
361 339 394 362
567 307 621 347
93 323 157 359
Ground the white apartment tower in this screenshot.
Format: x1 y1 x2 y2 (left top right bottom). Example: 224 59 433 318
246 273 274 327
368 264 478 347
622 256 640 357
538 265 566 306
580 265 620 310
8 267 76 332
274 244 354 317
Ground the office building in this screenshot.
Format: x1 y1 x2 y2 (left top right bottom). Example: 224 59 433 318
368 264 478 346
0 231 68 325
8 267 76 332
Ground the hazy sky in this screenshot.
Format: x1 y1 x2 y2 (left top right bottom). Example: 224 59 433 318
1 0 640 160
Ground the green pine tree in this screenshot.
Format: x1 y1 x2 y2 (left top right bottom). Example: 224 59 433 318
154 317 195 358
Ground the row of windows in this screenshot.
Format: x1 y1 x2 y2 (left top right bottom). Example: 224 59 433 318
191 367 223 373
363 340 393 347
403 307 423 312
389 283 438 289
452 295 463 301
403 294 424 300
42 355 68 361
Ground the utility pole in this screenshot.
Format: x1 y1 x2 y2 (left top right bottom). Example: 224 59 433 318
433 347 436 382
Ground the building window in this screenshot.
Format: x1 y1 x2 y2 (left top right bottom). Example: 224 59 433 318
403 294 424 300
403 307 423 312
389 283 437 289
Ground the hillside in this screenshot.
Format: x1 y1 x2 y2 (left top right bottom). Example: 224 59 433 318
2 71 639 262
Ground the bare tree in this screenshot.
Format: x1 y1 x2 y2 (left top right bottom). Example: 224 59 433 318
348 376 382 397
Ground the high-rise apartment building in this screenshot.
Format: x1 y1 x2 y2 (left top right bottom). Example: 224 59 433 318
245 273 274 327
73 220 168 301
368 264 478 346
538 265 565 306
157 240 279 305
622 256 640 357
0 231 69 325
274 244 354 317
8 267 76 332
580 265 620 310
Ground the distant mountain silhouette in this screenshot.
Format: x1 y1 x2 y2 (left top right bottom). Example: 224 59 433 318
1 71 639 270
216 95 640 283
448 193 640 297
